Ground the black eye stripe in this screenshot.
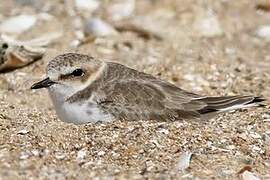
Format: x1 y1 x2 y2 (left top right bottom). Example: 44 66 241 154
59 69 85 80
2 43 8 49
71 69 84 76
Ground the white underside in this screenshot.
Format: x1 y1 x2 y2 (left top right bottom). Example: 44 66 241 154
56 100 113 124
48 85 113 124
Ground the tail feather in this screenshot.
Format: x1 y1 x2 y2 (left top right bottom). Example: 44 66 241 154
196 96 265 115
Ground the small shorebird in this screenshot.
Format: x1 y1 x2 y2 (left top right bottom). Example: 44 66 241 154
31 53 264 124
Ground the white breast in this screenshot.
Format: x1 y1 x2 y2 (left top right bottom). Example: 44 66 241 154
48 86 113 124
58 101 113 124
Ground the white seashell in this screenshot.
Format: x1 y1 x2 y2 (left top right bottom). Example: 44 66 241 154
241 171 261 180
256 25 270 38
55 152 65 160
76 149 87 162
18 129 29 135
84 18 117 37
75 0 100 12
176 151 192 171
0 15 37 34
97 151 105 156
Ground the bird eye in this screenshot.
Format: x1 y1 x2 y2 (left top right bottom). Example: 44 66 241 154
71 69 84 76
2 43 8 49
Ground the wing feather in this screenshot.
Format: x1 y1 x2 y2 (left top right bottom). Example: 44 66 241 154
97 78 202 121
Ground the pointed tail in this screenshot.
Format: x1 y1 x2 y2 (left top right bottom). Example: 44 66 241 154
195 96 265 115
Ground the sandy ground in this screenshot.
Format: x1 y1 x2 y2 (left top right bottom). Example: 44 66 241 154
0 0 270 179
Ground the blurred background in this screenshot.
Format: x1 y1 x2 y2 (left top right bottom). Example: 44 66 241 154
1 0 270 96
0 0 270 179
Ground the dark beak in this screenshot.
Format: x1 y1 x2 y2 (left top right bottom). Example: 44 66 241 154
31 77 56 89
